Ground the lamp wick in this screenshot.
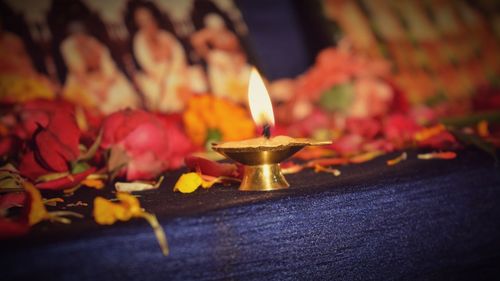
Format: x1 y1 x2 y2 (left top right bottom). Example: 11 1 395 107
262 124 271 139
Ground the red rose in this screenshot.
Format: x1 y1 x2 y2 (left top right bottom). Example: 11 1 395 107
14 99 75 140
0 136 18 158
19 110 81 181
101 110 193 180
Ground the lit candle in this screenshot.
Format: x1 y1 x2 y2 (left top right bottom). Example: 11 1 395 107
216 67 327 149
248 67 274 138
212 67 332 191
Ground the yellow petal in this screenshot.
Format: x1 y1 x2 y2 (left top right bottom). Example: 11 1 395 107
173 172 202 193
81 179 105 189
92 193 169 255
116 192 142 216
23 181 48 225
93 197 119 225
200 178 220 189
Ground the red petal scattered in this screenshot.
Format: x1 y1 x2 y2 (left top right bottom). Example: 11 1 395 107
19 151 51 181
0 218 29 239
35 167 96 190
0 192 26 210
184 155 240 178
417 151 457 160
305 157 349 167
417 131 457 149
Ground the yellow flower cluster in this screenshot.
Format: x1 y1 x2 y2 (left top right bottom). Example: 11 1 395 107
183 95 256 146
0 74 54 103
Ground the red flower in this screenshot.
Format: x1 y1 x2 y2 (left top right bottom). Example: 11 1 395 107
14 99 75 140
0 136 18 157
330 134 364 156
383 114 421 147
19 111 81 181
346 117 381 139
101 110 193 180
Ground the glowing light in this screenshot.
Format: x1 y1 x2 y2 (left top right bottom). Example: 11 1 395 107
248 67 275 126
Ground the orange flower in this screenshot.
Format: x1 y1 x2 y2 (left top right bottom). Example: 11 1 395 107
183 95 255 146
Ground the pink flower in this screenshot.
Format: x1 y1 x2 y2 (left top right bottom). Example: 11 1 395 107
101 110 193 180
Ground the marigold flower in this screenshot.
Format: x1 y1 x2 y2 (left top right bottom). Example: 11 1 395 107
183 95 255 146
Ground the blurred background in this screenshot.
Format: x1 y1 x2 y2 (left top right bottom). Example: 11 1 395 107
1 0 499 119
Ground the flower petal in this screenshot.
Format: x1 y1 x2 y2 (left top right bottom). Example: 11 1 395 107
173 172 203 194
184 155 239 178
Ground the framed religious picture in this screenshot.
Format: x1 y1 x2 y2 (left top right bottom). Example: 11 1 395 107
0 0 257 113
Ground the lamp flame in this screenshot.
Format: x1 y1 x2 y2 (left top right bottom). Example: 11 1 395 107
248 67 275 126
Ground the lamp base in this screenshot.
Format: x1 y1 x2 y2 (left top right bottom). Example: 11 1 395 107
239 164 289 191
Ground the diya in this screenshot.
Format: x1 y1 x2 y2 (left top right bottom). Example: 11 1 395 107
212 68 331 191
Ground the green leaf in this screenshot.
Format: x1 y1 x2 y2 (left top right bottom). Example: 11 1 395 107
0 165 24 193
36 172 70 182
71 162 90 174
318 83 354 113
440 111 500 128
425 90 448 107
0 177 23 192
205 128 222 150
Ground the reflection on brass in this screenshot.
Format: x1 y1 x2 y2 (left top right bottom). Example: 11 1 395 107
212 140 331 191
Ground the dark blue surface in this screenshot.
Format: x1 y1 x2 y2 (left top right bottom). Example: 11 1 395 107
2 149 500 280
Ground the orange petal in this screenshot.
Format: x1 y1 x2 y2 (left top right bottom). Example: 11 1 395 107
350 151 384 164
415 124 446 142
477 120 489 138
386 152 407 166
314 164 341 176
